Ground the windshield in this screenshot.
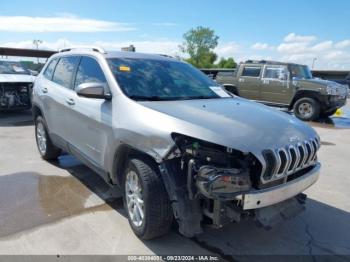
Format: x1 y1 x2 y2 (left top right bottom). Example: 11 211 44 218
108 58 229 101
0 61 31 75
288 65 313 79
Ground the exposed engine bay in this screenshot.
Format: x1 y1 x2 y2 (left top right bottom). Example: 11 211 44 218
161 133 313 237
0 83 32 110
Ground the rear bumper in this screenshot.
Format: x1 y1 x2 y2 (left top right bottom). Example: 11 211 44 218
239 163 320 210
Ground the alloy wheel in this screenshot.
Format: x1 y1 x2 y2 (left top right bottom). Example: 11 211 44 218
36 122 47 155
125 170 145 227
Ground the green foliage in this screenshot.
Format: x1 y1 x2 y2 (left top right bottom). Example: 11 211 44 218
215 57 237 68
180 26 219 68
180 26 237 69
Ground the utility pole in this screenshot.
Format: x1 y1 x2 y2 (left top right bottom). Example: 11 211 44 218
33 39 43 63
312 58 317 69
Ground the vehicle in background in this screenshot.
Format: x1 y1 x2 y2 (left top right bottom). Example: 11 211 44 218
32 48 321 240
201 68 236 81
212 60 348 121
0 60 36 111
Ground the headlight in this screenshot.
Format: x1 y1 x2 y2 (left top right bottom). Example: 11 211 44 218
326 85 337 95
170 133 262 198
326 84 348 96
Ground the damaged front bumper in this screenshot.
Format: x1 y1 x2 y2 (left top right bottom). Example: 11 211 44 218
195 162 320 210
162 134 321 237
0 82 32 110
238 163 320 210
197 164 320 231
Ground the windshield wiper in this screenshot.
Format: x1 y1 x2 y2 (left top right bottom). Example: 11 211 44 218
129 95 226 101
128 95 184 101
180 95 225 100
128 95 163 101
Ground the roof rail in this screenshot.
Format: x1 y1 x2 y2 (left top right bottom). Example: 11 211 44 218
59 46 106 54
245 60 267 64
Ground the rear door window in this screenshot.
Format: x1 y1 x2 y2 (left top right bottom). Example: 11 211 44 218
242 66 261 77
74 56 107 89
43 58 58 80
263 66 285 79
52 56 80 89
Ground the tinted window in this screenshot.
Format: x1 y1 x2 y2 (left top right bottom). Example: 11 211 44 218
75 57 107 88
43 58 58 80
264 67 285 79
52 56 79 89
242 66 261 77
108 58 226 101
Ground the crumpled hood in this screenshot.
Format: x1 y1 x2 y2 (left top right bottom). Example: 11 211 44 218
140 97 318 155
0 74 35 83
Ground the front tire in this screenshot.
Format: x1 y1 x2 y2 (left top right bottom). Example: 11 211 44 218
35 116 61 160
123 157 173 240
293 97 320 121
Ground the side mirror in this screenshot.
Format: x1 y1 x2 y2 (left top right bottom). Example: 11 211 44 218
76 82 111 100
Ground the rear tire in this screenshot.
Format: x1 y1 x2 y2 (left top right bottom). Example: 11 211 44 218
35 116 61 160
293 97 320 121
123 157 173 240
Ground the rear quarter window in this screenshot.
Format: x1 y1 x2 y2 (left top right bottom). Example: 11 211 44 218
43 58 58 80
242 66 261 77
52 56 80 89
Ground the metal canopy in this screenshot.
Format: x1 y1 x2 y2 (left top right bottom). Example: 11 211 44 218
0 47 57 58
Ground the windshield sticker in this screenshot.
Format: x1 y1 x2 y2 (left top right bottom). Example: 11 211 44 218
209 86 231 98
119 65 131 72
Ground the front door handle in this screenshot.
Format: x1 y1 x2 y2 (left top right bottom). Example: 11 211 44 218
65 98 75 106
42 87 48 93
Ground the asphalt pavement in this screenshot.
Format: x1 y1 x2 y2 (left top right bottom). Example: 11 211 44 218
0 103 349 260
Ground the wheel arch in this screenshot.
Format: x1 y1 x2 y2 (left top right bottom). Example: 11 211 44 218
289 90 322 110
31 103 43 120
111 144 160 187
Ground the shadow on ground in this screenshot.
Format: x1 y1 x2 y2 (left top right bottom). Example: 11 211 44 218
0 110 33 127
0 154 349 258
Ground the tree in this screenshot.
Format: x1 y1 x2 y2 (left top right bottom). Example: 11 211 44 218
180 26 219 68
216 57 237 68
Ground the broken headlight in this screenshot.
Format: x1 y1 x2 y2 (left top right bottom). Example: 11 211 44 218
171 133 261 199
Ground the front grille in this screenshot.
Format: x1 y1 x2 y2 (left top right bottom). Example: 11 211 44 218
262 150 276 180
262 137 320 183
288 147 297 172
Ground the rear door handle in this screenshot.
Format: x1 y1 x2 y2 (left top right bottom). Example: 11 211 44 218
42 87 48 93
65 98 75 106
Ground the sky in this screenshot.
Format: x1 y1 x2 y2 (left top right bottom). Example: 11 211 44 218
0 0 350 69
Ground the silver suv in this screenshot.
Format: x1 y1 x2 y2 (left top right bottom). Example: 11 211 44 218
32 47 321 239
